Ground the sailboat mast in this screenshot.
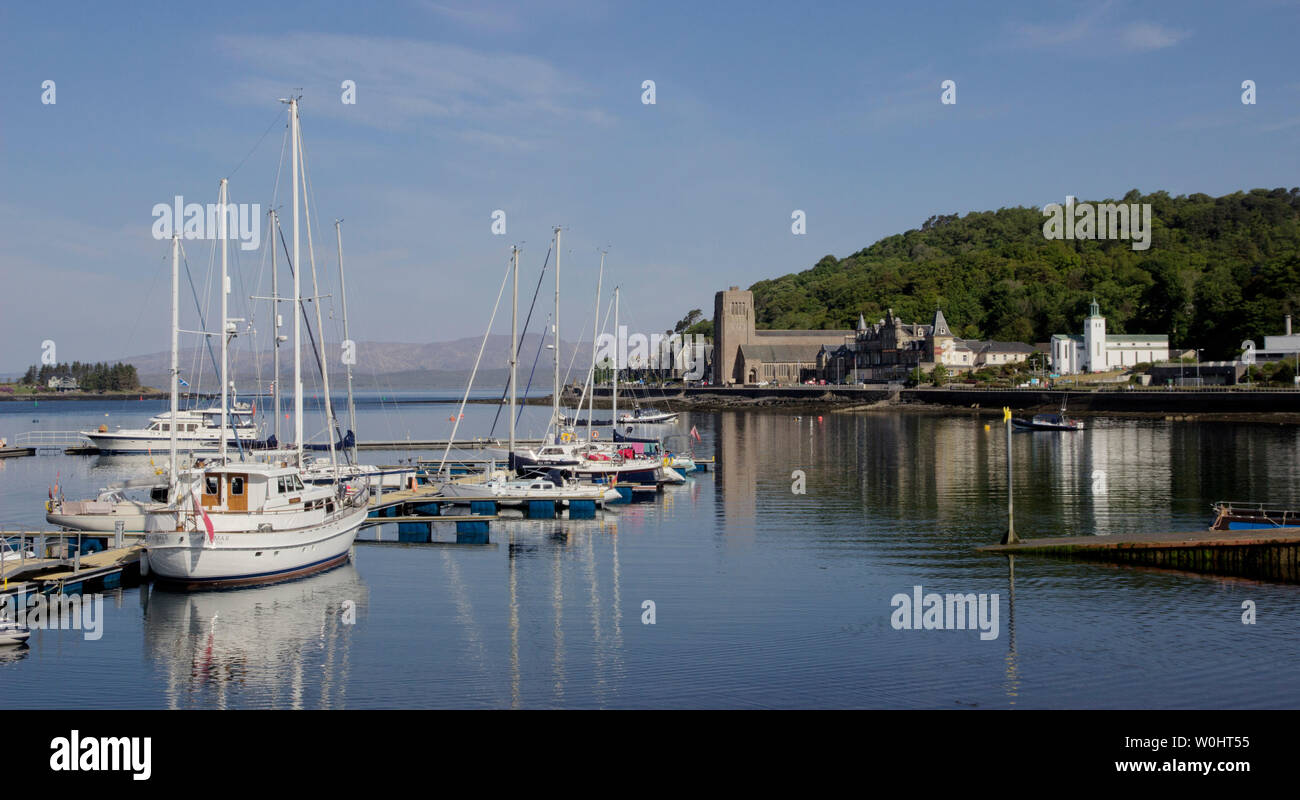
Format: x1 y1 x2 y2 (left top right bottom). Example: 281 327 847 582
552 226 561 442
336 219 356 464
301 124 336 469
219 177 229 463
613 286 619 428
271 209 281 444
291 97 303 464
510 245 519 457
588 251 604 442
170 234 179 500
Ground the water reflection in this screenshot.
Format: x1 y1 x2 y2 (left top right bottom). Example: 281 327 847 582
144 561 366 709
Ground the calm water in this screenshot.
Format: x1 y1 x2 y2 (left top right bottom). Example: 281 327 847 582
2 396 1299 708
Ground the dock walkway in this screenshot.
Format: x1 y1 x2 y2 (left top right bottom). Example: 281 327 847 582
979 528 1300 583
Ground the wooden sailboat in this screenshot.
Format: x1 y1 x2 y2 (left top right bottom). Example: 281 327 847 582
143 98 370 589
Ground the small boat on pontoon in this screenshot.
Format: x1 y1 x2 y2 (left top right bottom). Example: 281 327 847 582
0 620 31 647
438 471 621 507
1209 501 1300 531
298 455 416 491
46 480 170 533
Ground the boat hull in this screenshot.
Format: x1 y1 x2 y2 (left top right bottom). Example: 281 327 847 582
82 433 256 454
0 629 31 647
143 505 366 590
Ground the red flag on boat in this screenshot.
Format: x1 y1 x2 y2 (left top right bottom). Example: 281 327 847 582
690 425 701 442
191 486 215 544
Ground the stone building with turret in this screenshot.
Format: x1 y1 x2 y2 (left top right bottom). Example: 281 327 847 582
713 286 1037 384
821 308 1036 382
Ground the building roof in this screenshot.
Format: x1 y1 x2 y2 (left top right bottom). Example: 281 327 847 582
738 343 827 363
977 341 1037 354
932 308 953 337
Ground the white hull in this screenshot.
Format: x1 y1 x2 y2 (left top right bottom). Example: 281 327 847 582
144 503 367 588
83 432 256 454
438 481 620 506
0 625 31 647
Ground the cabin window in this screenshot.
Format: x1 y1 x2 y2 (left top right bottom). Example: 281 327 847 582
204 475 219 495
326 501 334 514
278 477 288 494
292 476 304 491
230 476 245 496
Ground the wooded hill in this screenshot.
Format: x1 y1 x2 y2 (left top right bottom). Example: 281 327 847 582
727 188 1300 359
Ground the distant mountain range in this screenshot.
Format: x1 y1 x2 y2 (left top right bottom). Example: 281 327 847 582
124 334 593 391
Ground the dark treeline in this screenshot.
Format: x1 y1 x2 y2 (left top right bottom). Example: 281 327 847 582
20 361 140 391
726 188 1300 360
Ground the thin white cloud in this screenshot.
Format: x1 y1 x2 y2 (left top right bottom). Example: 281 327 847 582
419 1 523 33
1006 2 1189 53
1119 22 1189 52
216 32 608 145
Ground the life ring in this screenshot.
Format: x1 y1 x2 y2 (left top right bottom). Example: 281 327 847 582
561 432 573 443
591 431 599 439
46 499 54 512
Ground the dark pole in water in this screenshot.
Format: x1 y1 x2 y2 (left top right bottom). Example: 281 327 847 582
1001 406 1019 545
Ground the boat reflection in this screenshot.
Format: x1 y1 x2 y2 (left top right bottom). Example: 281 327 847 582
144 561 366 709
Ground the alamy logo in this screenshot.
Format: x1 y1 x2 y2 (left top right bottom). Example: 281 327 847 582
3 592 103 640
1042 195 1152 251
151 196 261 251
49 730 151 781
594 326 709 380
890 585 1000 640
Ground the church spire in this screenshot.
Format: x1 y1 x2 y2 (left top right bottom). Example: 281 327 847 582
931 307 952 337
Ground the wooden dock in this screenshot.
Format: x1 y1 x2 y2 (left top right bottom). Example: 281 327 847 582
979 527 1300 583
2 536 144 595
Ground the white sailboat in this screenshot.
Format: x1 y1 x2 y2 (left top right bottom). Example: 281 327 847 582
294 220 415 490
144 99 369 589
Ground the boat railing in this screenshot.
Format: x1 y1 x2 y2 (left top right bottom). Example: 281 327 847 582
1212 500 1299 527
13 430 92 447
1 530 101 579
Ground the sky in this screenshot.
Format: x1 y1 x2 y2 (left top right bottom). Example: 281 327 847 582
1 0 1298 373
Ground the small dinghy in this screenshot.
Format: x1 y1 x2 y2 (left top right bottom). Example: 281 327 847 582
0 620 32 647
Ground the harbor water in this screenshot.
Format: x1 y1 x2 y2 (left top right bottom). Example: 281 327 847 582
2 395 1298 708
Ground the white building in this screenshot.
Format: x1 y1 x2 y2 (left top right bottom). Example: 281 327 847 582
1247 315 1300 363
1050 299 1169 374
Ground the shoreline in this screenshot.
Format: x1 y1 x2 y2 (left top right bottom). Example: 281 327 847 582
558 385 1300 424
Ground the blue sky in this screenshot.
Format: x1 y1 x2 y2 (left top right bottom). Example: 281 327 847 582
2 0 1298 372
